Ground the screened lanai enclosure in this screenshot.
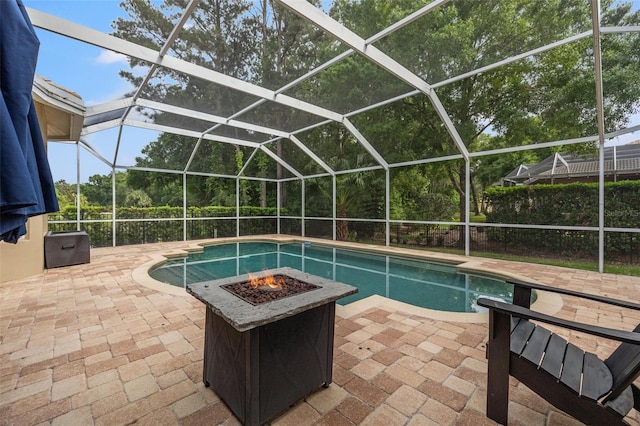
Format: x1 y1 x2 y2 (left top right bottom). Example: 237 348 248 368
28 0 639 272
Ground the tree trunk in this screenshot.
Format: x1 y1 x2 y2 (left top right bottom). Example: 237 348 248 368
471 176 480 215
277 140 285 208
336 203 348 241
457 166 466 249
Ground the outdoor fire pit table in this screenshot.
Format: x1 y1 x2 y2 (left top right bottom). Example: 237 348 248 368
186 267 358 426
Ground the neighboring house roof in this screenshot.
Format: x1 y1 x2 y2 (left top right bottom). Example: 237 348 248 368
503 142 640 185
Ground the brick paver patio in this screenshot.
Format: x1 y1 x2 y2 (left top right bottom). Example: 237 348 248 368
1 238 639 425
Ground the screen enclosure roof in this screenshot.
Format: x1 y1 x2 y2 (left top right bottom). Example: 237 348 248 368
25 0 640 181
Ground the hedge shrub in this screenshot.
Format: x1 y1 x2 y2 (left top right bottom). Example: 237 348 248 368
49 206 281 247
484 180 640 227
483 180 639 256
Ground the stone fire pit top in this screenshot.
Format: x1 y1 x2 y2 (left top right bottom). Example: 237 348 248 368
186 267 358 332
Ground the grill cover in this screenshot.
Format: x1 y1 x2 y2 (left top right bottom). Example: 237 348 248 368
44 231 89 268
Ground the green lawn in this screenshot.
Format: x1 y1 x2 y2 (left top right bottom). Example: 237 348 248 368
389 243 640 277
469 250 640 277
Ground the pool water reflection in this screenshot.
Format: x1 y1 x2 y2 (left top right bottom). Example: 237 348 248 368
150 242 514 313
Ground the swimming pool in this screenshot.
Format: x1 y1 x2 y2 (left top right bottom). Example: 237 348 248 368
150 241 514 313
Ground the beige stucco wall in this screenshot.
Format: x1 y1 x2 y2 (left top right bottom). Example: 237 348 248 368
0 216 47 283
0 102 49 283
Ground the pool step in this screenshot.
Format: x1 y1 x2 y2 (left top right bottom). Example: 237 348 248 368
152 265 213 285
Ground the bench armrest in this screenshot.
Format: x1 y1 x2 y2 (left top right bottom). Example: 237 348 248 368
477 297 640 345
507 278 640 311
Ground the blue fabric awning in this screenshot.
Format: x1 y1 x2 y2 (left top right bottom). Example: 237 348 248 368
1 0 59 243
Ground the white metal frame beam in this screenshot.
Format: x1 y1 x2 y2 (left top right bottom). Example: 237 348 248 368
338 29 596 132
85 98 133 118
114 0 200 166
27 8 344 122
365 0 451 45
342 118 388 170
258 146 303 179
78 139 113 168
590 0 607 273
277 0 469 161
82 119 124 135
217 0 449 135
288 135 335 175
124 0 201 110
135 98 289 139
122 120 261 148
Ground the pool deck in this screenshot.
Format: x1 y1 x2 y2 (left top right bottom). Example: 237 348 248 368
1 236 639 425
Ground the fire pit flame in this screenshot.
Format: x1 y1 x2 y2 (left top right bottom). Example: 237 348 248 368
249 272 284 291
221 272 321 305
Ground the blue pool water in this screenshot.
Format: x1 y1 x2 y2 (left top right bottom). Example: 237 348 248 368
150 242 514 313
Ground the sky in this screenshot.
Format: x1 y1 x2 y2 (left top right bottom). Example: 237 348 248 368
23 0 640 184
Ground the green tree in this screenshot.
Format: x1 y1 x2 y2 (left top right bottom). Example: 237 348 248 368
126 133 192 206
80 172 133 208
81 174 114 206
54 180 88 210
124 189 153 207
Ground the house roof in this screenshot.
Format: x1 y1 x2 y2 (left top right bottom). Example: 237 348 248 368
503 142 640 185
32 74 85 141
